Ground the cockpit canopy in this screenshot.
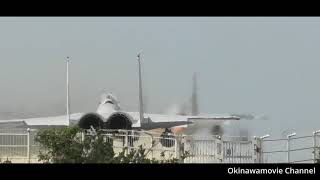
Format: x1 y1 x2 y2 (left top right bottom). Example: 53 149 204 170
100 93 121 110
105 100 114 104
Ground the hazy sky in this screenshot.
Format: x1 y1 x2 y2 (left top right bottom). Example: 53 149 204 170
0 17 320 139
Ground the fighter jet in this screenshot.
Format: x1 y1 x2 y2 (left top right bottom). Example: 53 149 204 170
0 54 240 145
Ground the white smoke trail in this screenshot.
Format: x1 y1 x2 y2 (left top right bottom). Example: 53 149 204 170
231 113 269 121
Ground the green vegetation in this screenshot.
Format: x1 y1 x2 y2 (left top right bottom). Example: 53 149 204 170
35 127 188 163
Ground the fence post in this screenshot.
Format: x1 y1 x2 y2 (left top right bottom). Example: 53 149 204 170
217 136 222 163
287 137 290 163
260 138 263 163
254 137 262 163
314 130 320 163
174 135 181 161
150 135 154 159
287 133 296 163
259 134 270 163
27 128 31 163
313 131 316 163
125 130 128 155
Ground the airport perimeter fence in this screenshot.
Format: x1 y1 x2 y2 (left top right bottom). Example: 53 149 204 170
0 128 318 163
260 131 320 163
0 128 261 163
0 128 39 163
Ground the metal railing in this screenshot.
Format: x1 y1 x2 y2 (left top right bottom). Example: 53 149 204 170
259 130 320 163
92 129 178 160
0 128 39 163
0 128 258 163
1 128 319 163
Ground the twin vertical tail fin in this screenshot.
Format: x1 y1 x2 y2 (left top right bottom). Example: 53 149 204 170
191 72 199 116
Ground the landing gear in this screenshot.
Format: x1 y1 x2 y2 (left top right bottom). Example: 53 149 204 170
160 128 175 148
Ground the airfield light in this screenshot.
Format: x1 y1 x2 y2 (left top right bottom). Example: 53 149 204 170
287 132 296 138
260 134 270 139
313 130 320 134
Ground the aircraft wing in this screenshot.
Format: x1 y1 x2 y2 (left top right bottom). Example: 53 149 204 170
0 113 84 128
0 111 240 130
185 115 240 121
127 112 240 130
